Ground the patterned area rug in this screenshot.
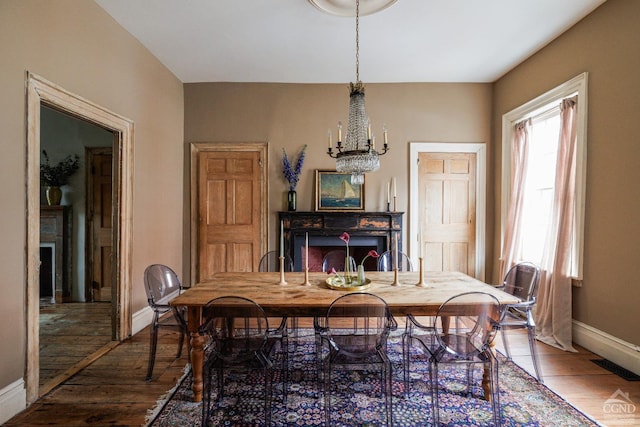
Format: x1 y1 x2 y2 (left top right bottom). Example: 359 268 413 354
147 333 601 426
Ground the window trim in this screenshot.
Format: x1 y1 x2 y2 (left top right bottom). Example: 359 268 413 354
501 72 588 283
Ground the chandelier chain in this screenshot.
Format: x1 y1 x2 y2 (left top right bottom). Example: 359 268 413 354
355 0 360 82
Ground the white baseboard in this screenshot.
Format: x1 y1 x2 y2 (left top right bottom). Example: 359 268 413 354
132 305 153 336
573 320 640 376
0 378 26 425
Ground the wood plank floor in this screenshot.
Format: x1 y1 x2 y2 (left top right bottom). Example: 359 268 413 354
6 314 640 426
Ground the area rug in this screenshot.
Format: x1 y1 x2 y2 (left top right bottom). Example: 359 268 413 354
147 333 601 426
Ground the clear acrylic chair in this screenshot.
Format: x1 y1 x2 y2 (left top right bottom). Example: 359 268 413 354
258 250 294 272
321 249 357 273
199 296 287 427
321 292 397 427
499 261 543 382
377 250 414 271
143 264 188 381
429 291 502 426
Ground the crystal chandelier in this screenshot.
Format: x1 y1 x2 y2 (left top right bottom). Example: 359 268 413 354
326 0 389 185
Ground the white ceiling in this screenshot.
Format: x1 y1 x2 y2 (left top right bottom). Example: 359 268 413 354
95 0 606 84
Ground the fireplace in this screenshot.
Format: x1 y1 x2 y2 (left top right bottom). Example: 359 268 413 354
279 211 403 272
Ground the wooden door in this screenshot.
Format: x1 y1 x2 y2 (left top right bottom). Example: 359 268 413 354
418 152 476 276
87 148 113 302
197 149 264 281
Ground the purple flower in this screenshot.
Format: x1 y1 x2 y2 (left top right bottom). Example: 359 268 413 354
339 232 350 244
282 145 307 191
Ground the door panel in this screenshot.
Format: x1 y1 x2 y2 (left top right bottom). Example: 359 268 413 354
88 149 113 302
198 149 264 281
419 152 476 276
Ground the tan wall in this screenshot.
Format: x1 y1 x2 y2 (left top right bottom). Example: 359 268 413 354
0 0 184 390
184 81 493 276
493 0 640 345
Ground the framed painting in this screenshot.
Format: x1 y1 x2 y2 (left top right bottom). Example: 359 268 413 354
315 170 365 211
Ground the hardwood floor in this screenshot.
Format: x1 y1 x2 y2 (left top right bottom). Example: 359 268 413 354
6 313 640 426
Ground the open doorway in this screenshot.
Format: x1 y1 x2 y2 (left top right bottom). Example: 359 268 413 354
38 107 115 392
25 73 134 404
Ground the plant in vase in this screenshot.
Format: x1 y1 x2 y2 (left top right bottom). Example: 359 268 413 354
338 231 354 284
282 144 307 211
40 149 80 205
358 250 380 284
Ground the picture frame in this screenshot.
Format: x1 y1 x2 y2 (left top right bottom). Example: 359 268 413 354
315 170 365 211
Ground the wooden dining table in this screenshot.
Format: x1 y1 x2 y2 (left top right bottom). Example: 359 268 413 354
170 270 519 402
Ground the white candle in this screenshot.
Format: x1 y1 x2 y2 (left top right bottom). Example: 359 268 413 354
387 180 391 203
337 121 342 142
367 123 371 140
327 129 332 148
383 125 388 145
393 177 397 197
395 233 399 270
305 232 309 270
418 229 423 258
280 220 284 257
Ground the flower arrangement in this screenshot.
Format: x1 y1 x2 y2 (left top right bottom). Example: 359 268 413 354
360 250 380 268
338 231 353 281
282 144 307 191
40 150 80 187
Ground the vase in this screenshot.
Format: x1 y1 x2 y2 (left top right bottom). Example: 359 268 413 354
357 265 366 285
287 190 297 211
45 186 62 206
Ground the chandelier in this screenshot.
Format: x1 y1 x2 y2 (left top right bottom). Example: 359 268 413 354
326 0 389 185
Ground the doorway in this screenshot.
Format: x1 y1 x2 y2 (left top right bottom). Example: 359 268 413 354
26 73 134 404
409 142 486 280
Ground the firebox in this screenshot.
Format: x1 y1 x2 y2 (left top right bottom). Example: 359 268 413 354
279 211 403 272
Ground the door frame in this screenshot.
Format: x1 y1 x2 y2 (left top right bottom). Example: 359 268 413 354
25 73 134 403
409 142 486 280
189 142 268 283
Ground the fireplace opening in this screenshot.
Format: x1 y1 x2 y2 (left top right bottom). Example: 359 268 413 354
39 244 55 303
294 235 385 272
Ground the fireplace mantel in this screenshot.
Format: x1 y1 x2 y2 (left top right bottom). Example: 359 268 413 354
278 211 404 271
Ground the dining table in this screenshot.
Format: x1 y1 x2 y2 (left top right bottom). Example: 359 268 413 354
169 270 519 402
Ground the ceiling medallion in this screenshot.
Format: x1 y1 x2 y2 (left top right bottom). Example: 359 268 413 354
308 0 397 17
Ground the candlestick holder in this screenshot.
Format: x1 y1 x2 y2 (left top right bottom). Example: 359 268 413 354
278 256 288 285
301 268 311 286
387 201 391 212
393 196 397 212
391 268 400 286
415 257 427 287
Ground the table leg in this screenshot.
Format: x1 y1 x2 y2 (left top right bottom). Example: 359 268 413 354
482 341 495 401
187 306 204 402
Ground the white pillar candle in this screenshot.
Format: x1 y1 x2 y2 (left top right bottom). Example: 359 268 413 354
280 220 284 257
327 129 332 148
305 232 309 270
395 233 399 270
387 181 391 203
393 177 397 197
337 121 342 142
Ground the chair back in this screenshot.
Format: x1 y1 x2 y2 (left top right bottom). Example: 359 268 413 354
377 250 414 272
325 292 395 358
144 264 182 307
200 296 269 364
434 292 500 358
258 250 294 272
503 262 541 303
322 249 357 273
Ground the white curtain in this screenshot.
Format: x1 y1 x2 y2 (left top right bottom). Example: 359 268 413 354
499 119 531 281
535 96 578 352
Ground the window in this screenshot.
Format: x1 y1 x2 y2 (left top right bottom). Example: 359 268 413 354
501 73 588 282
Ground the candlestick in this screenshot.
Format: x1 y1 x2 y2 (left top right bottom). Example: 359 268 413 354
392 267 400 286
302 268 311 286
278 256 288 285
416 257 426 287
393 196 397 212
280 220 284 257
